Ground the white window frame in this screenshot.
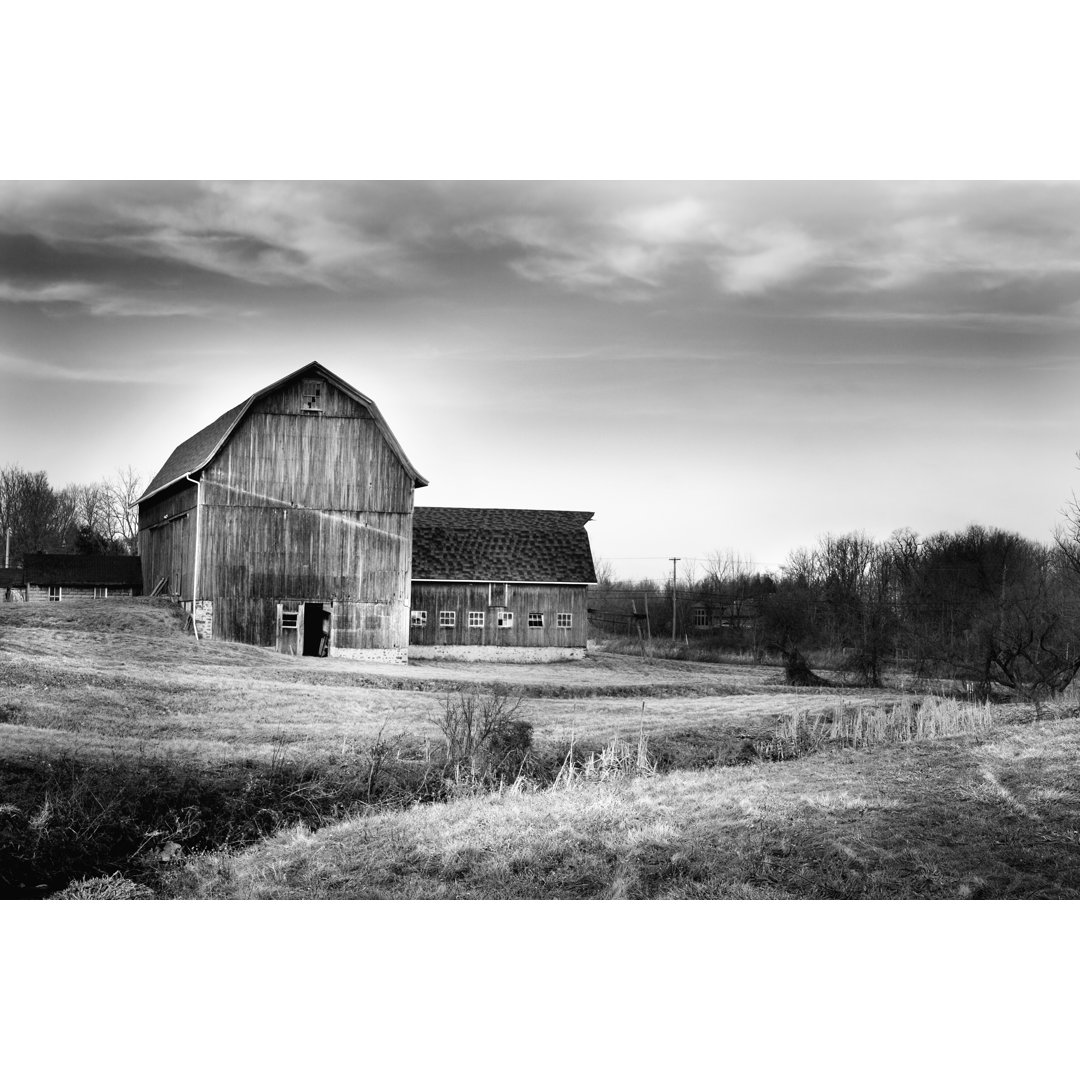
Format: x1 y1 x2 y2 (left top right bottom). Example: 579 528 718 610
439 610 456 628
411 610 428 628
281 608 299 630
694 608 709 628
497 610 514 628
556 612 572 629
528 611 544 628
48 585 62 602
468 610 485 629
94 586 108 600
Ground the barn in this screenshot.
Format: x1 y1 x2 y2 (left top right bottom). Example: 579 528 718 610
136 362 427 662
20 554 143 602
408 507 597 662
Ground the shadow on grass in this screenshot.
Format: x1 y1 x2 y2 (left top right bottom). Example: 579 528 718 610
1 724 765 899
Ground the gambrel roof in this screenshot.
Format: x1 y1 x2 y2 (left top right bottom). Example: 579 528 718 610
138 362 427 503
23 554 143 587
412 507 596 583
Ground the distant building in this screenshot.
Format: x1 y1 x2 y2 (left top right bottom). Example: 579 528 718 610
20 554 143 602
136 362 427 662
409 508 597 662
1 567 25 602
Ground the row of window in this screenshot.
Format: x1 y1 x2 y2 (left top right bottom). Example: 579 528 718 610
47 587 110 601
411 610 573 629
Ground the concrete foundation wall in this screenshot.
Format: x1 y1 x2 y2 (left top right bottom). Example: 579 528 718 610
408 644 586 663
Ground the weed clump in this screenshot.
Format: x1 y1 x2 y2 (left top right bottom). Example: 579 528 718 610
756 696 996 761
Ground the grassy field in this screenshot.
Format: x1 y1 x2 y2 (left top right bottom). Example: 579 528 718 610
2 597 1078 899
164 715 1080 899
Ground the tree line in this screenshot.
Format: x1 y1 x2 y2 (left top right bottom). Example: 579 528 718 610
0 464 141 559
591 513 1080 699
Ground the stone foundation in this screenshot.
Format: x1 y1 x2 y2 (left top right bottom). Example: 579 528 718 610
331 646 409 665
183 600 214 640
408 644 587 663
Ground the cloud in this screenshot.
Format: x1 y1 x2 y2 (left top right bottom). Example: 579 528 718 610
0 181 417 294
710 224 825 295
0 348 174 383
0 278 236 318
3 180 1080 323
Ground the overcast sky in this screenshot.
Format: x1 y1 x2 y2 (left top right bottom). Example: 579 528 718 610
3 179 1080 581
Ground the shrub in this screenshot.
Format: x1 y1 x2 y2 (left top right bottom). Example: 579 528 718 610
432 685 533 784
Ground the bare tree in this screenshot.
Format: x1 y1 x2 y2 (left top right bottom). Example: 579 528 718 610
0 465 76 556
103 466 141 554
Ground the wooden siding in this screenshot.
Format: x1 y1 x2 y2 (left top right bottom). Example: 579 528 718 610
203 383 414 514
198 507 410 601
214 597 406 651
409 582 588 649
137 484 198 600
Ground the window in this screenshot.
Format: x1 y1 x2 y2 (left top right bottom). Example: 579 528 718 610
411 610 427 628
468 611 485 628
556 612 572 629
497 611 513 628
528 612 544 628
48 585 61 602
694 608 709 628
94 586 108 600
281 609 298 630
439 610 456 628
301 379 324 413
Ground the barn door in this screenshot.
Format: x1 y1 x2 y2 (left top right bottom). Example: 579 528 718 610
169 516 186 597
302 602 331 657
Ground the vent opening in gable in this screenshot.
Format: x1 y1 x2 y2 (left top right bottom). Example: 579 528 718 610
301 380 324 413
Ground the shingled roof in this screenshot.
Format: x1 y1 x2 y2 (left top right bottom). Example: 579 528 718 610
412 508 596 583
23 555 143 587
138 362 427 503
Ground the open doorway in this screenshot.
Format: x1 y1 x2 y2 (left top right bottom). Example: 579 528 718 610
302 602 331 657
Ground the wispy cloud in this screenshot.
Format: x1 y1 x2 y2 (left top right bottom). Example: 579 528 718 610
0 279 228 317
0 348 177 384
710 224 825 295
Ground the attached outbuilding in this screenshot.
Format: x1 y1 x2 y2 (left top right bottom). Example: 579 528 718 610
136 362 427 662
21 554 143 602
409 507 597 662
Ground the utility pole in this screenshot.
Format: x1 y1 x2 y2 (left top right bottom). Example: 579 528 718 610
670 557 680 642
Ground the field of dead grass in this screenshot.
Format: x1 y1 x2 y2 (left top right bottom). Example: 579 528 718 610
164 715 1080 899
4 597 1077 899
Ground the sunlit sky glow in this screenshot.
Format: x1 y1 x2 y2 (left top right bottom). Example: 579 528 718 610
3 179 1080 581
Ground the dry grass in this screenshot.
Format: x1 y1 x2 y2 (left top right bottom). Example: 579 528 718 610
7 598 1076 899
163 714 1080 899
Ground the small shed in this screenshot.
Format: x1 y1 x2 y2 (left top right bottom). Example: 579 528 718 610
21 555 144 602
0 567 25 602
409 508 597 662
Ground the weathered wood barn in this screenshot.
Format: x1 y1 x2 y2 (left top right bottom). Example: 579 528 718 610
137 362 427 662
19 554 143 602
408 507 596 662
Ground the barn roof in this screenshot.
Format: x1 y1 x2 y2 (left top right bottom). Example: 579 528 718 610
23 554 143 586
137 362 427 503
412 507 597 583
